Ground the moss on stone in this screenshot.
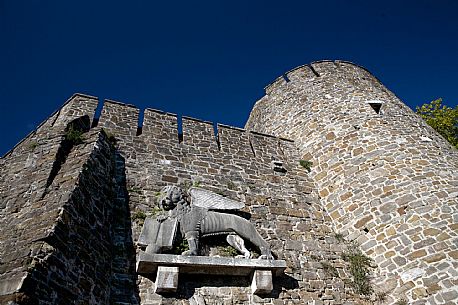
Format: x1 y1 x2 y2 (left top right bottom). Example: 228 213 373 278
299 160 313 172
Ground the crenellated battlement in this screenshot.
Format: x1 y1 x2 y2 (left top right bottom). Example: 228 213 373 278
182 116 218 150
98 99 140 137
1 89 321 304
143 108 178 142
1 94 297 163
3 60 456 305
72 96 295 163
264 60 380 95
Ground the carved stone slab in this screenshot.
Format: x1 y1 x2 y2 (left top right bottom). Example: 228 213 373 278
251 270 273 294
136 252 286 276
155 266 179 293
137 252 286 295
137 217 178 250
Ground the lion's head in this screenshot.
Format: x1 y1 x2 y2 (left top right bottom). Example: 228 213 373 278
158 185 186 210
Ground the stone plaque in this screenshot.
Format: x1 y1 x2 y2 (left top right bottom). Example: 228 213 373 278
251 270 273 294
155 266 179 293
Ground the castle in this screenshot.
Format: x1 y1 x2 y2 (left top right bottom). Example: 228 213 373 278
0 60 457 305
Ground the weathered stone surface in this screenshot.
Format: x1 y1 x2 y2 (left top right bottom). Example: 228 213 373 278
154 266 179 294
143 186 273 259
246 60 458 305
137 252 286 276
1 61 457 305
0 95 123 304
251 270 273 294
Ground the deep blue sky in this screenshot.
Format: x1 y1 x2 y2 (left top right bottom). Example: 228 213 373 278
1 0 457 156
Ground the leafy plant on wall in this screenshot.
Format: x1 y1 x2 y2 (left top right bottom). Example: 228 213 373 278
416 99 458 148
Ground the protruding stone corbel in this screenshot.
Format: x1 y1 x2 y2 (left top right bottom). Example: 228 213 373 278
251 270 273 294
154 266 179 293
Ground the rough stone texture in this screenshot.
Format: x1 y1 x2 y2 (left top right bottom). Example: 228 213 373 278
97 100 351 305
2 60 456 305
155 266 180 293
251 270 273 294
1 93 353 305
0 94 124 304
246 60 458 304
136 252 286 276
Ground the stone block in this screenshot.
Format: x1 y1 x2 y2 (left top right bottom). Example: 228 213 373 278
251 270 273 294
448 250 458 259
442 289 458 301
154 266 179 294
0 273 26 296
408 249 427 260
424 253 446 263
412 287 428 299
137 252 286 276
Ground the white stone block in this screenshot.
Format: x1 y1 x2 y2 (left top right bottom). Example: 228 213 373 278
251 270 273 294
154 266 179 293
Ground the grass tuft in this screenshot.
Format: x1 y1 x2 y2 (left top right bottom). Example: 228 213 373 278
342 242 374 296
299 160 313 172
65 125 84 145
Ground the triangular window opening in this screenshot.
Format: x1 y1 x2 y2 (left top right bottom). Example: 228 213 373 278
368 102 383 114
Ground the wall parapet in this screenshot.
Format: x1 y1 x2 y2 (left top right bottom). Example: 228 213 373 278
263 60 381 96
87 96 297 163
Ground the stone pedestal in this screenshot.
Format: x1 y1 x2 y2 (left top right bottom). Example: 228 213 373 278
137 252 285 295
251 270 273 294
154 266 179 293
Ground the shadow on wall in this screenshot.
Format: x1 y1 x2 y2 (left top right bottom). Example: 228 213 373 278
42 115 91 198
148 273 299 301
110 151 141 304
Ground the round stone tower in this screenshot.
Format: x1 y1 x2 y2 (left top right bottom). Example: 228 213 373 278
246 60 458 304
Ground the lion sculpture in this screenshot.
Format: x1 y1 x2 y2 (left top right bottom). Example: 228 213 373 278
138 185 273 259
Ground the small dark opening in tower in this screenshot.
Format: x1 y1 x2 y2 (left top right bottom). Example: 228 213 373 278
369 103 382 114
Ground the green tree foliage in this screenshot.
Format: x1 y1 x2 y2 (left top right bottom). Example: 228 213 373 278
416 99 458 148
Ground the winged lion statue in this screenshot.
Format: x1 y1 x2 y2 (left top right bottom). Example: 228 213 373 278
138 185 273 259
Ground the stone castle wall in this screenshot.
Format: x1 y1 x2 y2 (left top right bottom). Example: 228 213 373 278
96 99 352 305
0 95 119 304
1 94 361 305
246 60 458 304
1 59 457 305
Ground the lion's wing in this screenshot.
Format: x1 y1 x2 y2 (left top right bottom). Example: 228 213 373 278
189 187 244 210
